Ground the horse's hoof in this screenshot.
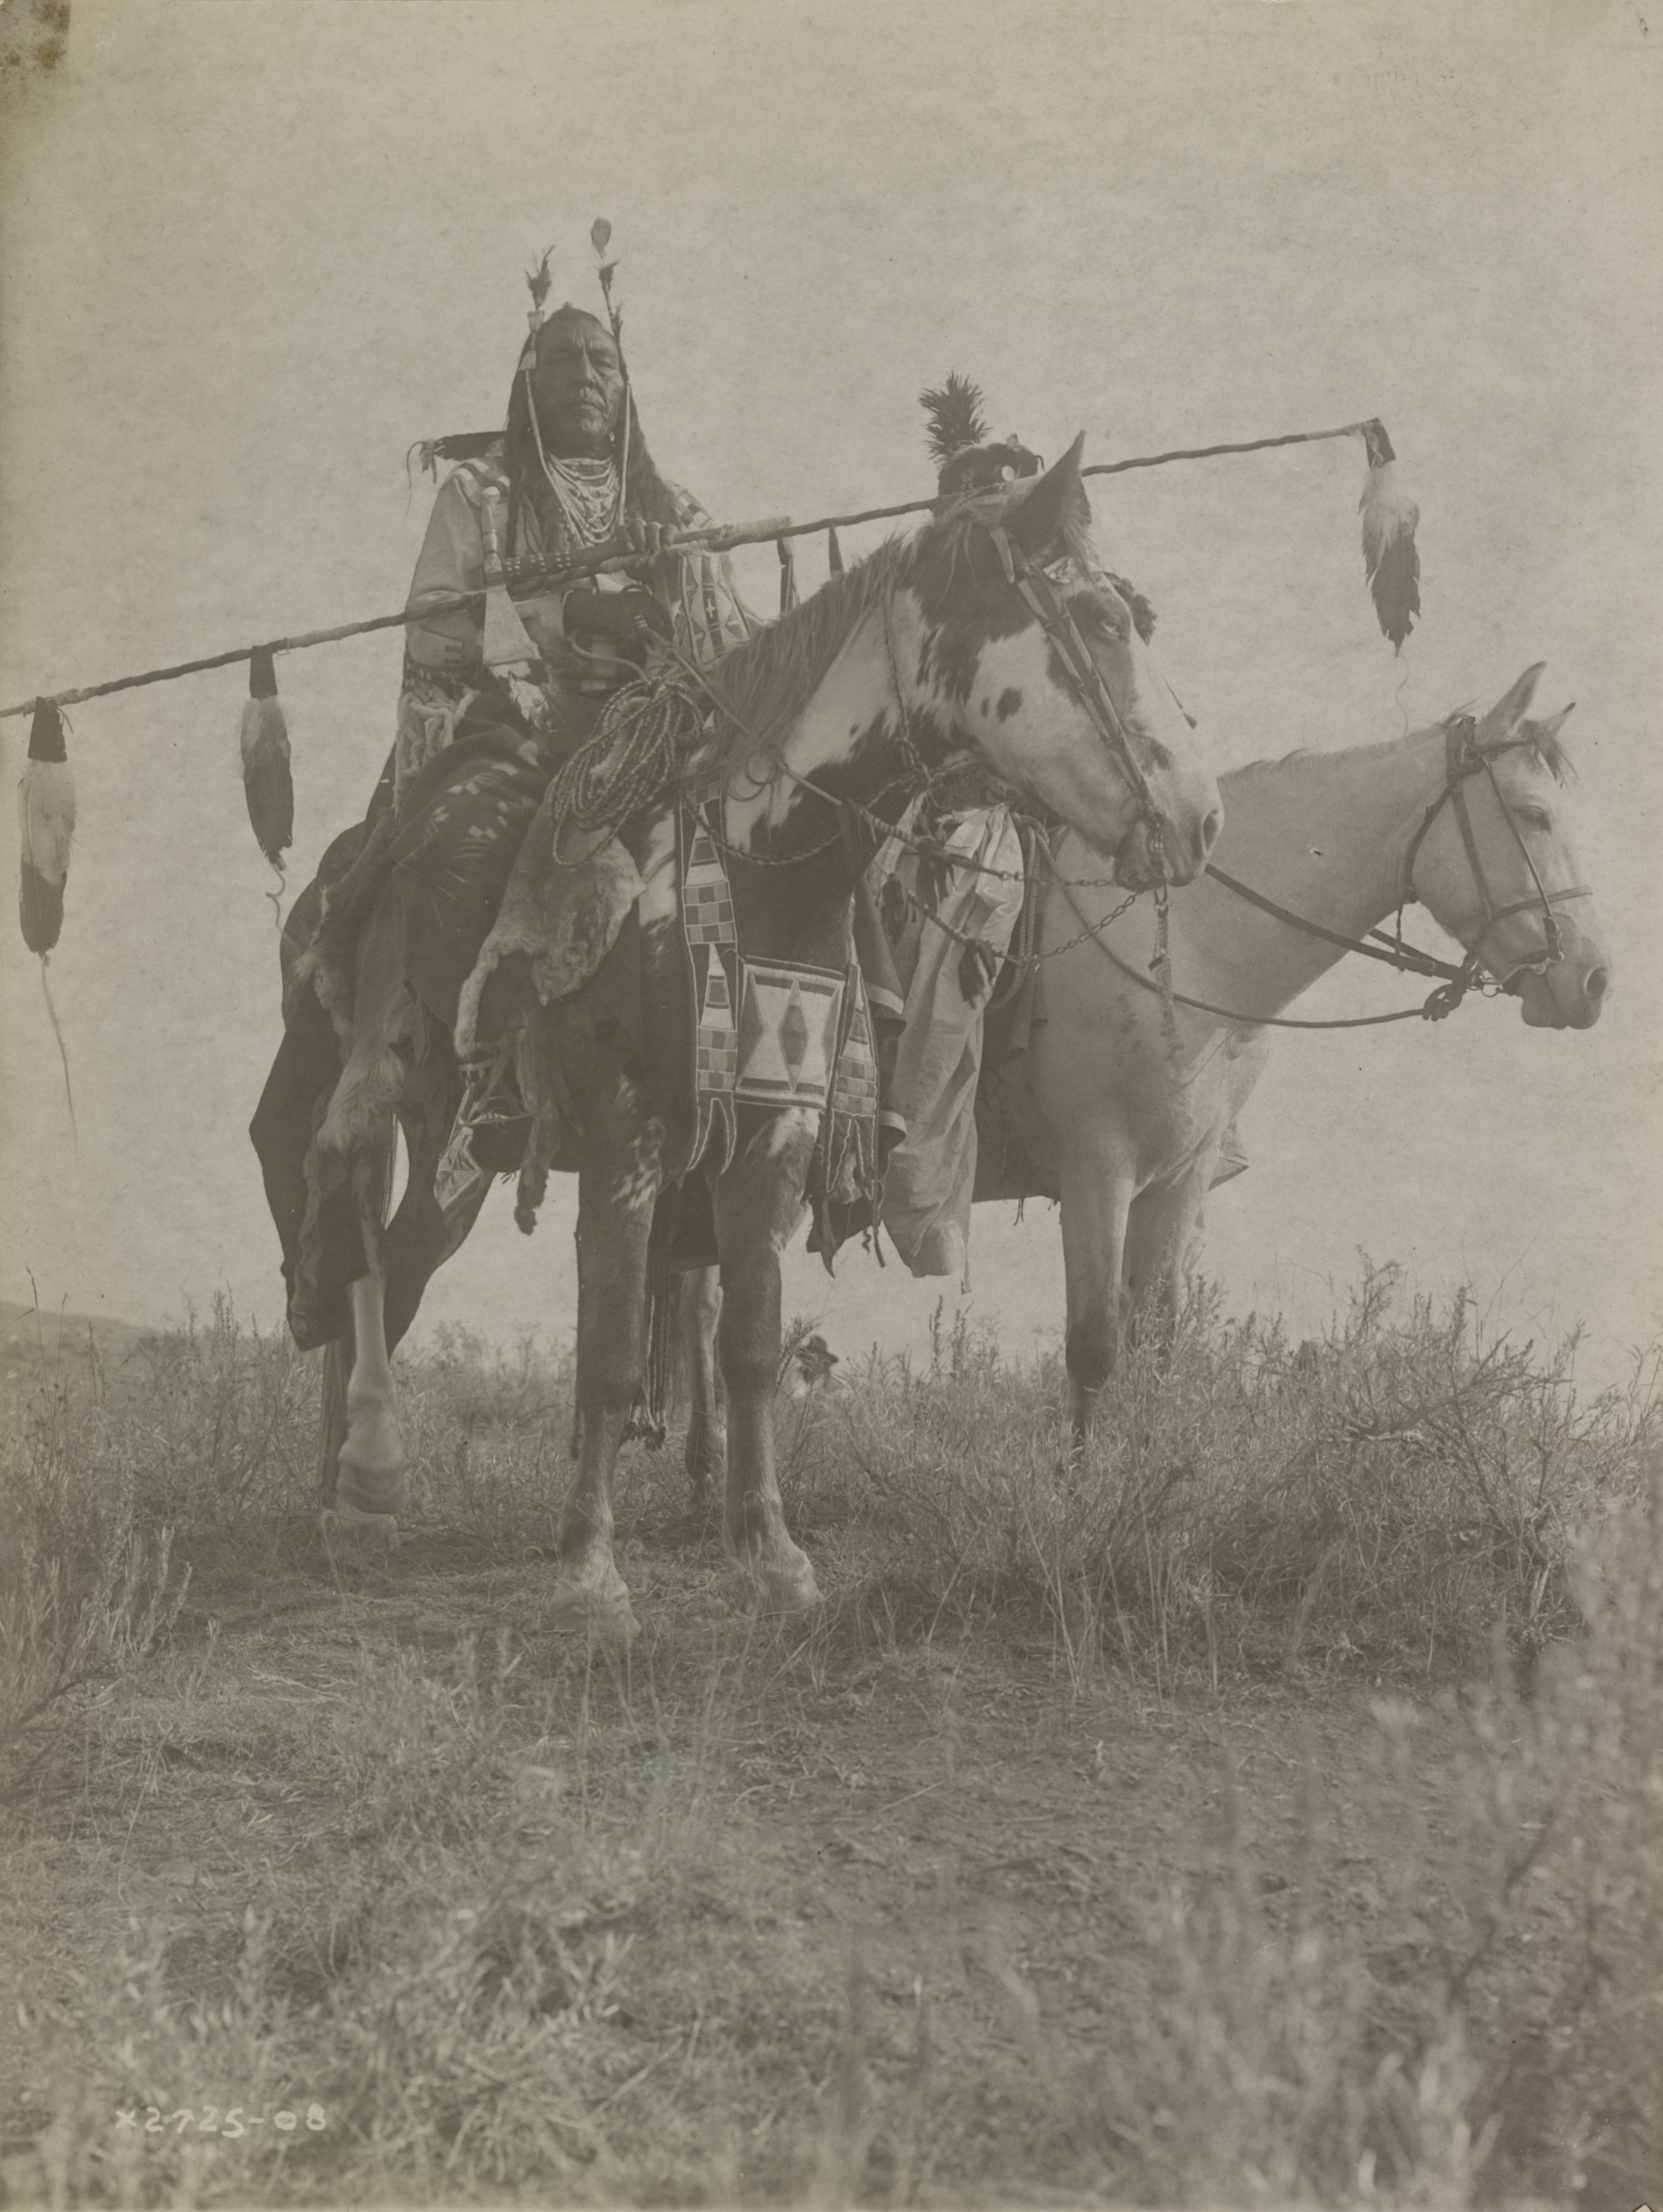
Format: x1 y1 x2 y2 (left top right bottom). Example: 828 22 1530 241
733 1548 822 1617
321 1503 400 1551
337 1394 408 1518
334 1457 409 1523
548 1580 641 1648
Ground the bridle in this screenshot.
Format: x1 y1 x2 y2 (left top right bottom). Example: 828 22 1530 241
1050 709 1595 1036
985 524 1166 867
1397 713 1591 985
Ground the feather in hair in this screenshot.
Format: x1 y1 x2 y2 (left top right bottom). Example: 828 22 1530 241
526 246 556 316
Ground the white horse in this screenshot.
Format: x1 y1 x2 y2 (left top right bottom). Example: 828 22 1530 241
1011 662 1611 1439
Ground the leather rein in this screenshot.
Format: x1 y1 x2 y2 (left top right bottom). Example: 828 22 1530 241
1050 714 1591 1033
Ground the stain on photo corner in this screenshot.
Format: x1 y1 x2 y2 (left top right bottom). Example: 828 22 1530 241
1 0 71 90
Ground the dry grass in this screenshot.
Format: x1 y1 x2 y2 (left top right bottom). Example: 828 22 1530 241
0 1272 1657 2208
780 1265 1655 1684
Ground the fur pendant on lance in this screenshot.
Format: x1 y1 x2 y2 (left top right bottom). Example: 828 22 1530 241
18 697 75 954
1358 420 1421 652
240 646 294 869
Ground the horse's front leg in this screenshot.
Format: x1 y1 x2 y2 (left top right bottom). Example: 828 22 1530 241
333 1199 409 1528
1057 1130 1136 1451
549 1144 661 1646
713 1111 821 1615
678 1267 726 1504
1122 1153 1215 1360
325 1089 479 1519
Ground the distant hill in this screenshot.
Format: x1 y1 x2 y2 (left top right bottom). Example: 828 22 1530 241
0 1299 164 1400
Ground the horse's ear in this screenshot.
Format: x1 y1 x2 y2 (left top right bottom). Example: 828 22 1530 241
1477 663 1546 746
1003 432 1090 559
1532 701 1575 746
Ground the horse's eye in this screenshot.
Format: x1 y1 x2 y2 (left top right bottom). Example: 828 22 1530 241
1518 807 1552 832
1074 597 1124 643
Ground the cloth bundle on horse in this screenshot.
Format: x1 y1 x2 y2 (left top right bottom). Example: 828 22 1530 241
251 306 1223 1640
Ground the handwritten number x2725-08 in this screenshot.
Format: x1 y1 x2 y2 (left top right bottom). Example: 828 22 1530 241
114 2105 327 2135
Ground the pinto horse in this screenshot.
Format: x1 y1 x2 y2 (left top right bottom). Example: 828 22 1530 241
277 437 1223 1637
1003 662 1611 1441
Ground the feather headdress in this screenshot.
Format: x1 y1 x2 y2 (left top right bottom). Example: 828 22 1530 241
525 245 556 338
591 217 622 349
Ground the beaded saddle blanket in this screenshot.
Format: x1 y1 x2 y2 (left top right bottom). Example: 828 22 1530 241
678 809 884 1217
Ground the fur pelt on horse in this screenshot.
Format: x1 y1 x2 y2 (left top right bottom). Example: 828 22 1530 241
454 788 645 1061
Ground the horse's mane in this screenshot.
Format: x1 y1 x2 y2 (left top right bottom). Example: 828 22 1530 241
1230 712 1576 788
929 485 1155 635
693 479 1153 781
1230 747 1316 783
695 536 912 779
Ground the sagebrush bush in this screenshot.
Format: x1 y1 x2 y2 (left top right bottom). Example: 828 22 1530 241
770 1265 1655 1680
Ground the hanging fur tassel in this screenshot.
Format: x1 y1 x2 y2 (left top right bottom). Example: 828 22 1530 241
19 697 75 953
240 646 294 869
1359 418 1421 651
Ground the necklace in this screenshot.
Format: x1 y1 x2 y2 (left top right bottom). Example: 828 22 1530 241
537 451 620 552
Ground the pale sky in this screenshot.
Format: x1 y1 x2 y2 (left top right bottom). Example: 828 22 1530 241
2 0 1659 1387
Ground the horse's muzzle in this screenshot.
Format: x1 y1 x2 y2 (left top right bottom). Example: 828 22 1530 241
1517 961 1610 1030
1115 807 1221 891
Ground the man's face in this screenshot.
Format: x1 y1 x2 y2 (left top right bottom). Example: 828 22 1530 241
530 315 624 458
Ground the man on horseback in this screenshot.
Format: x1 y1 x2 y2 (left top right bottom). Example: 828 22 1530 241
251 261 757 1482
393 295 755 807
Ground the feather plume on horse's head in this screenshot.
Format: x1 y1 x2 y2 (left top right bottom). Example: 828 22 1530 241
922 374 1044 504
921 374 990 466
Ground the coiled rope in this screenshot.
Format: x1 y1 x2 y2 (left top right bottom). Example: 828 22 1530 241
544 676 707 865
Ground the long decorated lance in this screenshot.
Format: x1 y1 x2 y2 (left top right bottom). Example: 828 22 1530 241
0 414 1413 726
